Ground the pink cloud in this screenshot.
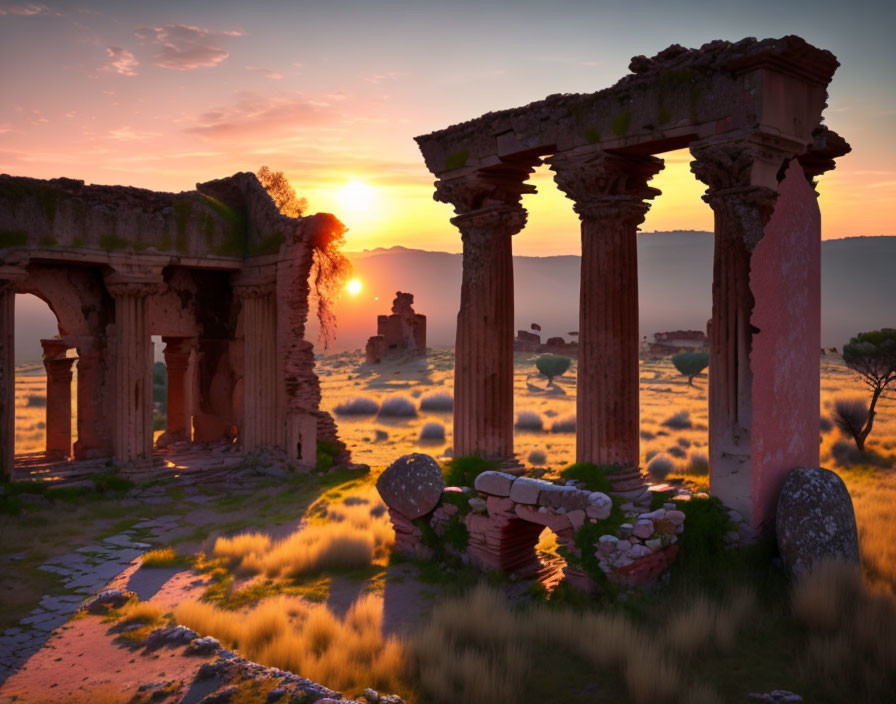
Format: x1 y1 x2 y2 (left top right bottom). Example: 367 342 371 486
100 46 139 77
246 66 283 80
0 3 54 16
186 91 338 139
134 24 243 71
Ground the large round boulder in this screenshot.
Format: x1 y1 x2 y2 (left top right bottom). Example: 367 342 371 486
376 453 444 520
776 466 860 578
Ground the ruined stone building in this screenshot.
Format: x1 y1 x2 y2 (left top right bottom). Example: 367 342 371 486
0 172 347 480
416 36 850 531
365 291 426 363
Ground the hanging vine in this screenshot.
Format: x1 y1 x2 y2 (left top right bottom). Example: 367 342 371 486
257 166 353 351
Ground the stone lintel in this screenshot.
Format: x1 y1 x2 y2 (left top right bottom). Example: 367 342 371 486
416 36 839 178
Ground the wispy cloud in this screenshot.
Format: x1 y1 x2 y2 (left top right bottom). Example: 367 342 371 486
0 3 55 16
246 66 283 80
100 47 139 77
107 126 161 141
186 91 339 139
134 24 243 71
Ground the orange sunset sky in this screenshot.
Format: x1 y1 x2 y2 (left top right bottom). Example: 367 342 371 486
1 0 894 256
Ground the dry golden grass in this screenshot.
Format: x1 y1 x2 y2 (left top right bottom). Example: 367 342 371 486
31 685 128 704
174 593 406 696
409 584 747 704
665 588 756 655
116 599 165 626
838 468 896 590
212 486 393 578
792 561 896 697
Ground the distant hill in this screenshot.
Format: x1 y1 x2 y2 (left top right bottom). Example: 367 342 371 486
329 232 895 352
13 233 895 361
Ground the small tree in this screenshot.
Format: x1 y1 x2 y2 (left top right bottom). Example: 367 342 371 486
535 355 571 385
672 351 709 386
257 165 308 218
840 329 896 451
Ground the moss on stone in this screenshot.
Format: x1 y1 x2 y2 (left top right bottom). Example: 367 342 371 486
585 128 600 144
39 234 56 247
444 149 469 171
658 107 671 125
248 232 285 256
0 228 28 248
611 111 630 137
99 232 130 251
71 236 85 248
199 194 248 258
35 185 59 226
173 197 193 238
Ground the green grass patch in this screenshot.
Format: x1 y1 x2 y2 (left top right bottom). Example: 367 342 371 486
443 455 500 488
559 463 614 493
141 547 191 568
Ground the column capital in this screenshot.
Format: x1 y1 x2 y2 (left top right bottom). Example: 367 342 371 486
232 268 276 300
104 265 164 298
0 263 28 292
548 149 663 223
798 125 852 190
434 161 537 238
40 338 70 360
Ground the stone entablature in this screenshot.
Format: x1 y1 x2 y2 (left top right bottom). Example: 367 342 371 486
0 172 348 479
415 36 838 179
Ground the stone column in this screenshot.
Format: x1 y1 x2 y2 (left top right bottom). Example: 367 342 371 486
234 274 278 451
434 164 537 460
689 133 843 530
72 337 108 460
0 265 27 480
549 150 663 467
104 270 161 465
161 337 192 442
41 339 75 459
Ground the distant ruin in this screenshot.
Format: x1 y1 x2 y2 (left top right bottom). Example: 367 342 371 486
416 35 850 531
513 324 577 354
0 172 347 480
365 291 426 363
645 329 708 356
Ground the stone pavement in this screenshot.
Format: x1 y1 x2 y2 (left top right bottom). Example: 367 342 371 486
0 517 178 685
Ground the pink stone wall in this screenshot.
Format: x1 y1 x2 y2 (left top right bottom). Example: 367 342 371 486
749 160 821 529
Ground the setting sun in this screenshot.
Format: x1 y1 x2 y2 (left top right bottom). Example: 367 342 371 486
346 278 363 295
337 180 374 213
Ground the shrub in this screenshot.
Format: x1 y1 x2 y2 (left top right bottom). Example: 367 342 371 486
443 455 500 488
534 355 571 384
334 397 379 416
832 398 869 448
419 422 446 442
661 410 692 429
550 415 576 433
141 547 190 568
559 463 613 493
515 411 543 432
25 394 46 407
672 352 709 385
647 455 674 481
527 449 547 466
378 396 418 418
820 415 834 433
419 392 453 412
687 451 710 475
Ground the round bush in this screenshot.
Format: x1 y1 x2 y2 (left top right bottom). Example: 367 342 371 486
419 392 454 412
661 410 692 429
334 397 379 416
527 449 547 466
535 355 571 383
419 422 446 442
550 416 576 434
515 411 544 432
378 396 418 418
688 451 709 475
647 454 674 481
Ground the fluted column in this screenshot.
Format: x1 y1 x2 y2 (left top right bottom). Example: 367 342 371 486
41 339 75 458
104 270 161 465
550 150 663 467
0 265 27 480
434 164 537 460
161 337 192 442
234 275 278 451
689 133 833 529
72 337 107 460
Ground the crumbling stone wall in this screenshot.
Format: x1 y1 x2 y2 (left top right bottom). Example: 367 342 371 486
0 171 348 478
365 291 426 363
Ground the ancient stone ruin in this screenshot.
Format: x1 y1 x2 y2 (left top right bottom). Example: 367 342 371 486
513 324 577 354
415 35 850 532
0 172 348 481
365 291 426 363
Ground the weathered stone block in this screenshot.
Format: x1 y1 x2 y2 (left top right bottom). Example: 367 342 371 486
509 477 552 504
776 466 859 578
474 470 516 496
376 453 444 520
